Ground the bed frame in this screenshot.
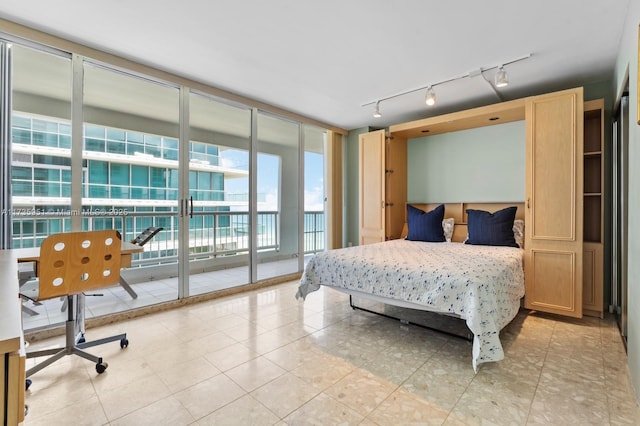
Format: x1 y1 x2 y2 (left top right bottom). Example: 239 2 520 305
349 201 525 341
345 290 474 341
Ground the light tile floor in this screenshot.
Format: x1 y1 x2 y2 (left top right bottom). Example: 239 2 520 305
21 281 640 425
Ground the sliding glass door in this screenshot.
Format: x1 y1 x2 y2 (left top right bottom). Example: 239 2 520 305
82 62 181 311
188 92 251 294
3 36 333 332
256 112 300 280
10 44 72 249
303 125 327 259
9 44 74 328
613 94 629 341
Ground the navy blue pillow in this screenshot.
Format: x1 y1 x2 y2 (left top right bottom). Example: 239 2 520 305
406 204 445 242
465 206 518 247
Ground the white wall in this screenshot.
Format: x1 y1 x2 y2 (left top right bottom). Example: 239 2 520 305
407 121 525 203
614 2 640 403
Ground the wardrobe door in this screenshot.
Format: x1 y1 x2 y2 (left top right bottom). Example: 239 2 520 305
359 130 386 245
524 88 584 317
385 135 407 240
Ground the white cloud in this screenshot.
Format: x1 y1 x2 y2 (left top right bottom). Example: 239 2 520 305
258 191 279 211
304 186 325 211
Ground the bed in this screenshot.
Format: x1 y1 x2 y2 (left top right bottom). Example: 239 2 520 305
296 202 525 371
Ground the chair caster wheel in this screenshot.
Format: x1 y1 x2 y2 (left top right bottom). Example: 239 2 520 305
120 338 129 348
96 362 108 374
25 379 32 391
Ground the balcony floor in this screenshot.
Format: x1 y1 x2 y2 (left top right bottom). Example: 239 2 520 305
21 258 303 332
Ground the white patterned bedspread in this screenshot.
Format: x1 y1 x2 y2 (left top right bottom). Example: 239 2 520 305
295 239 525 371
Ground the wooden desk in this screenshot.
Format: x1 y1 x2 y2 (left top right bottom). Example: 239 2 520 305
0 241 142 425
0 249 28 425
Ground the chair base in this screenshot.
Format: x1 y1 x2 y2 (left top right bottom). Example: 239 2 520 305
59 278 137 313
26 295 128 377
119 276 138 299
22 304 40 316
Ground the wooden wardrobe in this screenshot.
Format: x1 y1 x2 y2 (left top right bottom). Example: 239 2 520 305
524 88 584 318
358 129 407 244
359 87 604 319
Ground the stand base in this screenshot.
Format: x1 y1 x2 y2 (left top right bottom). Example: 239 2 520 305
349 295 473 342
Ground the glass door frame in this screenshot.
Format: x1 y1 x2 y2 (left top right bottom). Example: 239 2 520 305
4 36 323 304
182 90 253 297
178 86 190 298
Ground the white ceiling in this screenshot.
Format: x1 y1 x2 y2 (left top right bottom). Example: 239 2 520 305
0 1 631 131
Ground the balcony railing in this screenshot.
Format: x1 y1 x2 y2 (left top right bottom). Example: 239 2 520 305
11 210 325 268
304 211 325 254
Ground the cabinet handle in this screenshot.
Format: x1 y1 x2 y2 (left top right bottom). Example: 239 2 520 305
527 198 530 209
381 201 385 209
385 202 394 207
385 169 394 174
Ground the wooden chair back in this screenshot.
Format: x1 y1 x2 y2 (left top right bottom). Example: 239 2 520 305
38 230 123 301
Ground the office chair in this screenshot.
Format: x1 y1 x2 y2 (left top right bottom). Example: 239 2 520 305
60 225 163 310
18 262 41 316
24 230 129 377
118 226 163 299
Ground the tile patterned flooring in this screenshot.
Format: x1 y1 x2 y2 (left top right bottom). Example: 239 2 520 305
21 280 640 425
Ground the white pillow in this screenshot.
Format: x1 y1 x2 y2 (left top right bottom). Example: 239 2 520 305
513 219 524 249
442 218 455 243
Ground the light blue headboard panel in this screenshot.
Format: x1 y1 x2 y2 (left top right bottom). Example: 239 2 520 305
407 120 525 203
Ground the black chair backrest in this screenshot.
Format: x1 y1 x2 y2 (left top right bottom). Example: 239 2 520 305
130 226 163 247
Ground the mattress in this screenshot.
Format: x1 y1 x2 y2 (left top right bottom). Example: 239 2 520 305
296 239 525 371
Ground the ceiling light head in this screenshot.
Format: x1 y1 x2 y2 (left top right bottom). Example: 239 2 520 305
425 86 436 106
495 66 509 88
373 101 382 118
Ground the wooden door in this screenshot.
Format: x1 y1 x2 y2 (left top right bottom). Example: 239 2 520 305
583 242 603 316
359 130 386 245
524 88 584 317
385 135 407 240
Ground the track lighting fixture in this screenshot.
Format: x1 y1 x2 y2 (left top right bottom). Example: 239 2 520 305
361 53 530 116
373 101 382 118
425 86 436 106
494 66 509 88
